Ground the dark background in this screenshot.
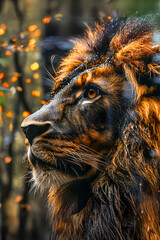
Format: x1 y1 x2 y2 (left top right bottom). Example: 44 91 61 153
0 0 160 239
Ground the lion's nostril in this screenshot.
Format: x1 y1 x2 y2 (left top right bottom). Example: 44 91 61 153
21 123 51 144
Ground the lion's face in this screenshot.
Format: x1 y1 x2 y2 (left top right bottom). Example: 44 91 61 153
21 64 131 190
21 16 160 195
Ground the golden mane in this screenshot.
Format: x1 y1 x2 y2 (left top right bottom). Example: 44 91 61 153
22 16 160 239
51 17 160 238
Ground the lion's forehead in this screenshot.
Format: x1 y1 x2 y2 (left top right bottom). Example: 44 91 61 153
74 65 114 86
55 64 115 95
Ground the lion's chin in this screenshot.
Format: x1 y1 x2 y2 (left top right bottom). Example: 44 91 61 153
28 146 56 169
27 148 75 193
31 167 73 193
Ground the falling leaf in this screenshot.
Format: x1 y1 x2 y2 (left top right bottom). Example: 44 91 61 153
25 78 31 84
0 117 2 124
30 62 39 71
28 39 36 47
2 82 9 88
9 123 13 131
0 106 2 124
41 100 47 105
33 73 39 79
5 50 12 56
28 24 38 32
1 24 7 31
0 92 5 97
1 41 7 48
34 29 42 37
108 16 112 20
0 28 5 36
10 76 18 82
11 38 17 43
42 17 52 24
15 195 23 203
22 111 31 118
32 90 40 97
16 86 23 92
54 13 63 21
28 39 37 51
4 156 12 164
20 204 31 211
6 111 13 118
0 73 5 80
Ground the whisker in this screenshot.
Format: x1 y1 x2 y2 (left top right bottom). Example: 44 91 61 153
70 167 79 178
51 55 58 77
52 153 57 168
44 64 56 82
21 171 32 180
61 149 83 168
42 76 54 84
60 158 67 172
58 147 82 166
79 144 103 157
59 144 106 171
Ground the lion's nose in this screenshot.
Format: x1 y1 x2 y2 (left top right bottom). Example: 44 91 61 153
21 121 51 144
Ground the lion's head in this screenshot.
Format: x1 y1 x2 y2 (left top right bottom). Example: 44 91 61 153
22 16 160 239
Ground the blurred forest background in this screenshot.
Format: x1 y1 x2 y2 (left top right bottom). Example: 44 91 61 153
0 0 160 240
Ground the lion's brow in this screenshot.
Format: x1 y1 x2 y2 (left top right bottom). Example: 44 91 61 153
52 57 112 96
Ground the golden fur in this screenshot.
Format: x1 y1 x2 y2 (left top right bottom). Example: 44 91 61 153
22 16 160 239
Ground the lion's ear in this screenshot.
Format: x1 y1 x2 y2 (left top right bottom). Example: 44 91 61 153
110 17 160 74
49 178 90 219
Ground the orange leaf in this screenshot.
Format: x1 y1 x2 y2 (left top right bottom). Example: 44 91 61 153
30 62 39 71
16 86 23 92
11 76 18 82
5 50 12 56
20 204 31 211
42 17 52 24
0 73 5 80
25 78 31 84
32 90 40 97
6 111 13 118
0 92 5 97
29 38 36 45
33 73 39 79
9 123 13 131
28 24 38 32
1 24 7 31
22 111 31 118
41 100 47 105
34 29 42 37
11 38 17 43
4 156 12 164
2 82 9 88
15 195 23 203
0 28 5 36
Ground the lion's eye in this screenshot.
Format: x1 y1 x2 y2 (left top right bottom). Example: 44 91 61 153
84 87 99 99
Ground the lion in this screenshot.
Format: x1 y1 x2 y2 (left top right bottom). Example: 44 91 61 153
21 16 160 239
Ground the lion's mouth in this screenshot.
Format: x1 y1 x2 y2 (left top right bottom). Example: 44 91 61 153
28 146 91 177
29 148 57 170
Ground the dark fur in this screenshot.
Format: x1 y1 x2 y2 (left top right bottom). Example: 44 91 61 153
22 16 160 239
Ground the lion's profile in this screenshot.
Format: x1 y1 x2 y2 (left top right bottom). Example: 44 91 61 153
22 16 160 239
